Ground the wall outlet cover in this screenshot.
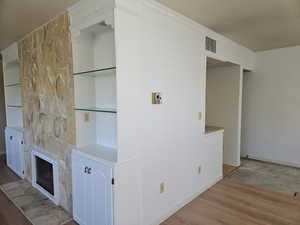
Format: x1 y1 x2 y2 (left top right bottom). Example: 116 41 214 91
84 112 90 122
160 182 165 193
152 92 162 104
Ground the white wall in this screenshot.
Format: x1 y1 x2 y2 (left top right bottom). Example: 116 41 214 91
115 1 254 224
70 0 255 224
206 65 242 166
94 29 116 69
242 46 300 168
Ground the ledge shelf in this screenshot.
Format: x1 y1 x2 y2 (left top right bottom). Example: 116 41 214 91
74 144 117 164
5 83 21 87
73 67 116 77
7 105 23 108
74 107 117 113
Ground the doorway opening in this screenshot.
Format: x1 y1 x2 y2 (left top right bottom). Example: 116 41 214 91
205 57 242 176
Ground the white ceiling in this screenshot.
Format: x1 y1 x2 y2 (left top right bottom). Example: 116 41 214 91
0 0 78 50
158 0 300 51
1 0 300 51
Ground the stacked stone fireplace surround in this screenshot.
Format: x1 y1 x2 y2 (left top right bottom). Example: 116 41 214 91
18 13 75 212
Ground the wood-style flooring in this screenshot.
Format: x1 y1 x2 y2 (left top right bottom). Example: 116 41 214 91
1 155 300 225
161 179 300 225
0 155 32 225
223 164 238 177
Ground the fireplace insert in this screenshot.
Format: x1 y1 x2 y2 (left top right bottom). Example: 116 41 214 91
36 156 54 195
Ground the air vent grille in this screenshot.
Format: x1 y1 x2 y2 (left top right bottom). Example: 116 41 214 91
206 37 216 53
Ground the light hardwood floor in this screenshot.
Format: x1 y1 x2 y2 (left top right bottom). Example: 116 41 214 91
161 179 300 225
223 164 238 177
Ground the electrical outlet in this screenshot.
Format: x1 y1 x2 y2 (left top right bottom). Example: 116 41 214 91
84 112 90 122
160 182 165 193
198 166 202 174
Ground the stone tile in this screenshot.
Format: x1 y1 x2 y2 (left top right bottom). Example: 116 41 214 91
227 159 300 195
0 180 71 225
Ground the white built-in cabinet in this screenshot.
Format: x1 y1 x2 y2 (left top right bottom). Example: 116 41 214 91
70 2 117 225
72 150 114 225
5 127 24 178
1 43 25 178
69 1 141 224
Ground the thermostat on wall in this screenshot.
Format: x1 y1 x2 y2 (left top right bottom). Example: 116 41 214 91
152 92 162 104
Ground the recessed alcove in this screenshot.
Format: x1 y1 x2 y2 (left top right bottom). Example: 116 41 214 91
3 59 23 128
73 21 117 151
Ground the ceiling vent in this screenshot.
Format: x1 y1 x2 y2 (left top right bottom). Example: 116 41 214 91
206 37 216 53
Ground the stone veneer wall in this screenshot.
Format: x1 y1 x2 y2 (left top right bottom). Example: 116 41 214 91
18 13 75 212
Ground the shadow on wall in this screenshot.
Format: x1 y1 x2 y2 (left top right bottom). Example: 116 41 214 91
0 55 7 154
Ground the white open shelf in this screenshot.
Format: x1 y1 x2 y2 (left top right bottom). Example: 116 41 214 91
73 21 117 153
3 59 23 129
74 144 117 164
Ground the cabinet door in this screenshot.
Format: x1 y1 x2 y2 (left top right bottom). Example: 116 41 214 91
72 154 89 225
86 160 113 225
72 152 113 225
5 130 13 170
13 133 24 178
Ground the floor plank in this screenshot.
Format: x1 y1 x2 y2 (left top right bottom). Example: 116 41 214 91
223 164 238 177
0 155 20 185
161 179 300 225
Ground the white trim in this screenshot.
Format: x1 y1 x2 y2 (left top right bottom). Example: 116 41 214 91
236 67 244 167
246 155 300 169
31 150 60 205
149 176 222 225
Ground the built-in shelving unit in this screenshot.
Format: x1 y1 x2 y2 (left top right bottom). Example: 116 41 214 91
2 54 23 129
73 20 117 152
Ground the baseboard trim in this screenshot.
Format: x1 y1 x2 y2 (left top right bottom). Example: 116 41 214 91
149 176 223 225
246 155 300 169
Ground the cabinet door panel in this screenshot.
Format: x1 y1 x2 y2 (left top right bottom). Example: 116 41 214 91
13 135 23 177
5 130 13 170
72 152 113 225
11 134 17 173
88 159 113 225
72 154 89 225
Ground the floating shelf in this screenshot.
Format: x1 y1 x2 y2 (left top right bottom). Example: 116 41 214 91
5 83 21 87
73 67 116 77
7 105 23 108
74 107 117 113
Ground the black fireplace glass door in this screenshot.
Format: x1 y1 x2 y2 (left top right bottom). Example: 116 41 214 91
36 156 54 195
